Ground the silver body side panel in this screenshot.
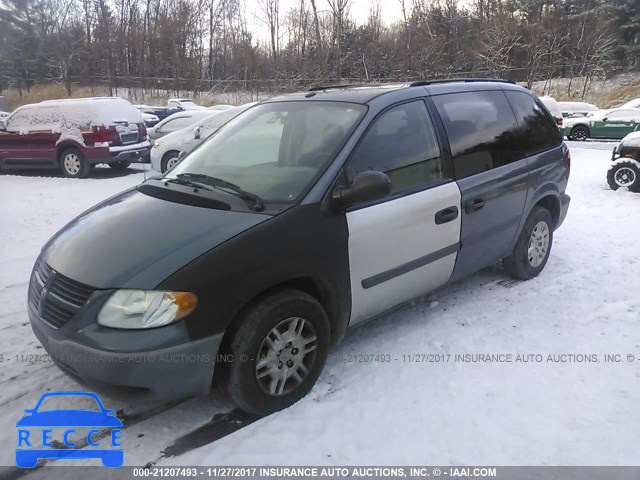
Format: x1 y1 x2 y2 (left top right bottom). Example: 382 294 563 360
347 181 462 325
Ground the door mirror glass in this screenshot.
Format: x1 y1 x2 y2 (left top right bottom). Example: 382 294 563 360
178 150 187 160
332 171 391 208
0 120 5 131
194 126 201 140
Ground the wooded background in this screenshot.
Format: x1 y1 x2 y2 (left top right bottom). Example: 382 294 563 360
0 0 638 100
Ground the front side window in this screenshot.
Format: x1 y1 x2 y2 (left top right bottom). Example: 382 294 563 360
169 101 366 203
5 109 33 132
505 91 562 156
346 100 444 194
161 116 193 132
432 91 521 178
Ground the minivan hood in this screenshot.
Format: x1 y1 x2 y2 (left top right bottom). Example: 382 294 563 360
41 189 270 289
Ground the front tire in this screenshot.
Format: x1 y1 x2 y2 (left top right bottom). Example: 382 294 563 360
218 289 330 415
607 160 640 192
569 125 589 141
59 147 90 178
161 151 180 173
503 206 554 280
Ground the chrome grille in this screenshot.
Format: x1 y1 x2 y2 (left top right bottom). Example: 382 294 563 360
28 258 96 328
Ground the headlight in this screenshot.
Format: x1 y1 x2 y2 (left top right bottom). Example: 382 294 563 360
98 290 197 329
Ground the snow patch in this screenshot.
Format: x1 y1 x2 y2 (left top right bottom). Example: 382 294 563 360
608 158 640 171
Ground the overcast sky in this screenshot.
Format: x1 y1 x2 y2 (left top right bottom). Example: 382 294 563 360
244 0 406 41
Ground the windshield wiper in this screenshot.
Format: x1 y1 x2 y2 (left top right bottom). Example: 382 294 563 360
177 173 264 212
163 177 216 192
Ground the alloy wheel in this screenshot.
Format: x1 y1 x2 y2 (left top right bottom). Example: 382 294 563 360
255 317 318 396
63 153 81 175
166 156 179 170
528 221 550 268
572 127 588 141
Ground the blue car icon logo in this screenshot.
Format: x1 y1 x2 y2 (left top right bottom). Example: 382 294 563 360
16 391 123 468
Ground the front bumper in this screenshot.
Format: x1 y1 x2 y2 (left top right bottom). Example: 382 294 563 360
556 193 570 230
612 145 639 162
28 303 223 403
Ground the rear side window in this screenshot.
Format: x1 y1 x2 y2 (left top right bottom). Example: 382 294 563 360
505 91 562 155
431 91 521 178
347 100 445 194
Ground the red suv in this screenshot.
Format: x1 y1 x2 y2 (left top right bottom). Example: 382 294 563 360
0 97 151 178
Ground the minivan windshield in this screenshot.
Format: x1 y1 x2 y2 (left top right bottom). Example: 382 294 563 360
168 101 366 203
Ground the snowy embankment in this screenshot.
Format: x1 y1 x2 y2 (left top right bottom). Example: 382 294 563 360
0 145 639 471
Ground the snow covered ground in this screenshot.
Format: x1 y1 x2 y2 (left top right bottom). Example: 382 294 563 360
0 145 639 472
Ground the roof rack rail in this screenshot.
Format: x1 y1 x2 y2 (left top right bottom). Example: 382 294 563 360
308 83 385 91
409 78 515 87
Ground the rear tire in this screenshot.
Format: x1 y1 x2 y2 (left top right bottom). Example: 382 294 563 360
108 160 131 170
569 125 589 141
59 147 90 178
218 289 330 415
607 161 640 192
161 151 180 173
503 206 554 280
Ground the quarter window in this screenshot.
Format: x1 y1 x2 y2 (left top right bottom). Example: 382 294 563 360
347 100 445 194
505 91 562 156
432 91 521 178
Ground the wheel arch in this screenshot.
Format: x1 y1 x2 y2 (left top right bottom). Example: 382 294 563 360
162 149 180 161
55 141 85 165
219 275 345 354
508 189 561 255
533 194 561 227
161 149 181 172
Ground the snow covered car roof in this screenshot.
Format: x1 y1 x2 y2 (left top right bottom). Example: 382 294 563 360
620 98 640 109
8 98 143 129
539 96 562 118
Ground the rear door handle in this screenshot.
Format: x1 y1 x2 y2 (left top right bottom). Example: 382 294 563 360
465 198 485 213
435 206 459 225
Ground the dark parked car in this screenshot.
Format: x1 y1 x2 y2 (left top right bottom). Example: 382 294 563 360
138 105 182 122
28 80 570 415
0 97 151 177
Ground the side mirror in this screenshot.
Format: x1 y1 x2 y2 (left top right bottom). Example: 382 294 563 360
194 127 201 140
332 171 391 208
602 117 608 122
178 151 187 160
0 120 5 131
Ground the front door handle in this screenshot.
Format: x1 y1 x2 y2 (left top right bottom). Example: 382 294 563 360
465 198 485 213
435 206 459 225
